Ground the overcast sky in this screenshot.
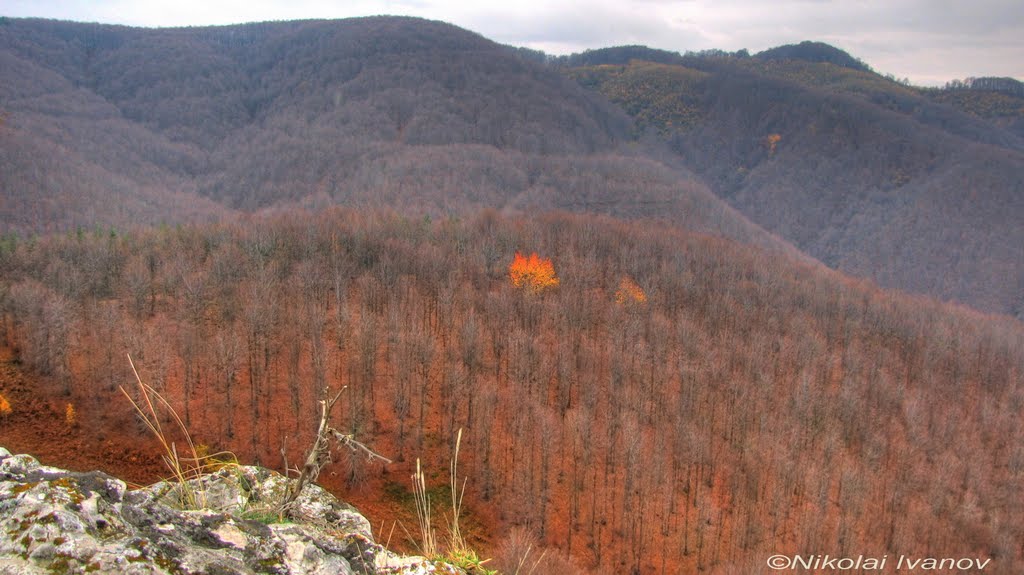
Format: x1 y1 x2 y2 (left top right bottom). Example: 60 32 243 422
5 0 1022 86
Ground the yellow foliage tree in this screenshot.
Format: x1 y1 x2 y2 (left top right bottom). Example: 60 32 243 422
766 133 782 154
65 403 77 426
615 276 648 305
0 393 11 417
509 252 559 293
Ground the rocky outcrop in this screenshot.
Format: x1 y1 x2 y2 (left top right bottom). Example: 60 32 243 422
0 447 463 575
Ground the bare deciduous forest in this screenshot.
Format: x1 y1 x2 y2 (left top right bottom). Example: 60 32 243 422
562 48 1024 317
1 210 1021 573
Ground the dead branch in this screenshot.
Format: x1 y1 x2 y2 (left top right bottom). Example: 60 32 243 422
279 387 391 516
332 430 393 464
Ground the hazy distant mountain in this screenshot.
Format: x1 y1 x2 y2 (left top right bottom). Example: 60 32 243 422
756 40 871 72
930 77 1024 140
0 16 795 258
564 47 1024 316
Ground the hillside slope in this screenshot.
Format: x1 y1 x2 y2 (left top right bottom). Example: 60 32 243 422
1 209 1022 574
564 49 1024 316
0 17 797 258
0 36 231 232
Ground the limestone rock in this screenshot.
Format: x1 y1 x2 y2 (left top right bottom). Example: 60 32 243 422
0 446 464 575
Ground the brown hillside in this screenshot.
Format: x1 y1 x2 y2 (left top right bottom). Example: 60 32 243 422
1 209 1022 574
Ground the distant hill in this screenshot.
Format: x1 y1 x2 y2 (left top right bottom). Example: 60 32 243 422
929 77 1024 139
563 46 1024 317
943 76 1024 97
756 40 871 72
0 17 798 258
554 45 688 68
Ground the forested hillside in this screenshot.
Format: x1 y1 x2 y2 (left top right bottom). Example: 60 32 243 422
1 210 1022 573
4 17 1022 317
0 17 799 259
929 77 1024 139
563 47 1024 317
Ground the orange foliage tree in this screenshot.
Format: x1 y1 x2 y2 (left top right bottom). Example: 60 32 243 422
509 252 559 293
615 276 647 305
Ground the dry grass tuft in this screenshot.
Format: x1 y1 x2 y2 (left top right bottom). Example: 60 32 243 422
120 354 236 509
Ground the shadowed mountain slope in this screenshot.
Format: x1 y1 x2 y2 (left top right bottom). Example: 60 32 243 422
564 48 1024 316
0 17 797 259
